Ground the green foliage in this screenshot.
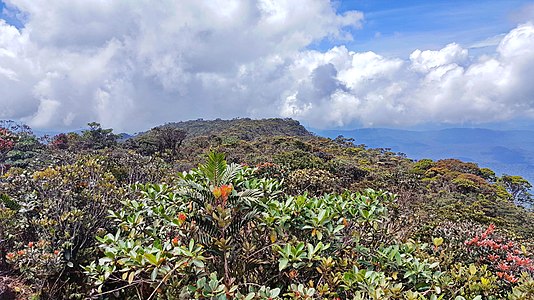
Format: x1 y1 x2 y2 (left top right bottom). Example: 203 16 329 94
411 159 434 175
1 118 533 299
81 122 118 149
84 151 534 299
274 149 326 170
0 157 125 297
500 175 533 207
285 168 340 195
127 125 187 158
4 133 41 168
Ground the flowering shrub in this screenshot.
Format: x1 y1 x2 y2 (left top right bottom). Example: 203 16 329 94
85 152 400 298
6 240 62 285
1 157 126 298
0 127 17 174
82 152 534 299
1 118 533 299
465 224 534 284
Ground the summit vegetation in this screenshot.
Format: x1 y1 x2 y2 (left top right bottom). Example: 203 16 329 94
0 118 533 299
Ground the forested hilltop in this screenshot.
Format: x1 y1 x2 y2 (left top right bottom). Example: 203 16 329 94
0 118 533 299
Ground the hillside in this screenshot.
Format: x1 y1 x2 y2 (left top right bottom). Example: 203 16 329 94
315 128 534 185
0 118 533 299
165 118 312 140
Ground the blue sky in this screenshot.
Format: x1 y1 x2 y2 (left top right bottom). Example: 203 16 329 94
1 0 534 131
310 0 534 56
0 1 23 28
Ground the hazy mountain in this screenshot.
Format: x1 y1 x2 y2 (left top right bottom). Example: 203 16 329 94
313 128 534 184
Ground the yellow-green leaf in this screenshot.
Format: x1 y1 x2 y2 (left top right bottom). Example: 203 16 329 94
128 272 135 284
432 237 444 247
469 264 477 276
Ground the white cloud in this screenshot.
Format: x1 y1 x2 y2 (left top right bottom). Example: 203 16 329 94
410 43 468 73
0 1 534 131
280 23 534 128
0 0 362 131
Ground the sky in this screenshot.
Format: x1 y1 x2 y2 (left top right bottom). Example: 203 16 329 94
1 0 534 132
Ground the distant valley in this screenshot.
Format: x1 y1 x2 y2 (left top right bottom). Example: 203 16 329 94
314 128 534 185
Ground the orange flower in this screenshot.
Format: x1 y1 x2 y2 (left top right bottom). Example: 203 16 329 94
54 250 60 255
504 273 518 283
6 252 15 259
178 212 187 222
172 236 179 246
220 185 232 198
212 187 222 198
288 269 298 280
213 185 232 199
517 257 532 267
28 242 34 248
213 185 233 206
17 250 25 256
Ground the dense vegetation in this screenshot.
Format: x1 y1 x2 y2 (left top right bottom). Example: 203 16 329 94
0 118 533 299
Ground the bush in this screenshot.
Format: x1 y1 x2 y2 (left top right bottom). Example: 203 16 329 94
1 157 125 297
83 152 534 299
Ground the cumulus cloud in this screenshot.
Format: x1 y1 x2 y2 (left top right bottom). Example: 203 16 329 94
280 23 534 128
0 0 362 131
0 1 534 131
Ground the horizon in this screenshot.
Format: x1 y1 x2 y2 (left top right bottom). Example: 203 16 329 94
1 1 534 132
6 116 534 136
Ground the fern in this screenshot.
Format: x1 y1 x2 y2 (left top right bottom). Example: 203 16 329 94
199 151 228 186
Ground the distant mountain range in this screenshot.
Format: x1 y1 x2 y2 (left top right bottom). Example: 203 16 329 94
313 128 534 185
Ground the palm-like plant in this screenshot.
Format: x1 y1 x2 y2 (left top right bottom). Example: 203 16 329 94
177 151 277 286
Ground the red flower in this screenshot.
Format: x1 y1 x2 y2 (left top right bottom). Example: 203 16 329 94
497 262 510 272
172 236 179 246
17 250 25 256
486 224 495 234
54 250 60 255
6 252 14 259
28 242 34 248
178 213 187 222
517 257 531 267
465 236 479 246
487 254 499 261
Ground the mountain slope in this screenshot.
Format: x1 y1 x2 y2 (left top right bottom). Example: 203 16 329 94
314 127 534 184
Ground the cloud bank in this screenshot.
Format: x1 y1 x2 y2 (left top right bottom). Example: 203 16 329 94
0 0 534 131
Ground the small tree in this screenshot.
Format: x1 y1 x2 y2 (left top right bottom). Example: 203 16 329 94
500 175 533 207
81 122 118 150
132 125 187 158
